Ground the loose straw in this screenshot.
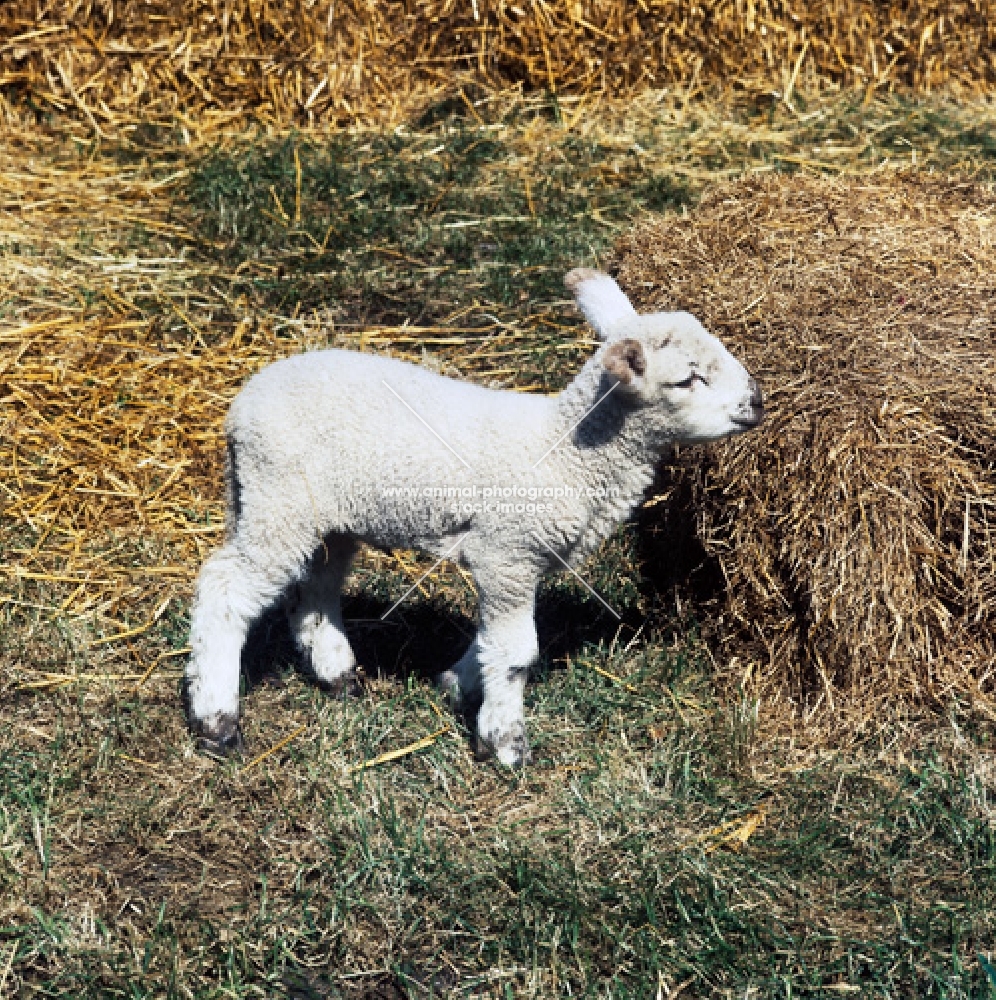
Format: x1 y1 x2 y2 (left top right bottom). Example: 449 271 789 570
686 805 767 854
132 647 191 693
349 726 450 773
587 663 639 694
243 724 308 773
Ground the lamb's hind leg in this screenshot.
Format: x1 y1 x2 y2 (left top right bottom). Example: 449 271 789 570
286 536 358 693
440 564 539 768
184 544 290 755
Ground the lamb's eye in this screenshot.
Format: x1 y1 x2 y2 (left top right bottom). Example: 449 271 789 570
674 372 707 388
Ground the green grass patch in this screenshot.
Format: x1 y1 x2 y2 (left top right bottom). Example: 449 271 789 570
5 647 995 997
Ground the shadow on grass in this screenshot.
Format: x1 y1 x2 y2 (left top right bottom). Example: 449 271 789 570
239 567 649 695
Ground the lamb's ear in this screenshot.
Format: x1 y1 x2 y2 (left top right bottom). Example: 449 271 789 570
564 268 638 340
602 338 648 398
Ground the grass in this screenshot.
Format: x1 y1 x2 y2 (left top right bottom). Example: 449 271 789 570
2 88 996 997
4 650 996 997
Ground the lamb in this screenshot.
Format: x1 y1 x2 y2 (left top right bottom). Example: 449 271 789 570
183 269 763 767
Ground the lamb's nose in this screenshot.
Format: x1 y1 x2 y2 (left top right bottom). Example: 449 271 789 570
749 377 763 410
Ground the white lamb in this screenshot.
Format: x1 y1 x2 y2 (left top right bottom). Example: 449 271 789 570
183 269 763 767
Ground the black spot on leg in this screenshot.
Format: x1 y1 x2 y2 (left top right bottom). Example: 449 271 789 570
508 729 532 767
302 665 361 698
182 669 243 757
507 664 530 683
474 725 532 767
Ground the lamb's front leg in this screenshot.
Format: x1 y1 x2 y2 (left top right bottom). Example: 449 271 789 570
441 570 539 768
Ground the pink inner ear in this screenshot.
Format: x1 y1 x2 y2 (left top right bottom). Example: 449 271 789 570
604 338 646 385
624 343 646 377
605 357 633 384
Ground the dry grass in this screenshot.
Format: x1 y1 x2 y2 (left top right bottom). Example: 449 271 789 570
617 172 996 710
0 136 258 676
1 0 994 136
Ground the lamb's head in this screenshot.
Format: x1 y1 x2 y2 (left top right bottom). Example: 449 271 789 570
565 268 763 444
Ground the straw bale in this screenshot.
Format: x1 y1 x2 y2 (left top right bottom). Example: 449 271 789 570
616 172 996 708
1 1 993 132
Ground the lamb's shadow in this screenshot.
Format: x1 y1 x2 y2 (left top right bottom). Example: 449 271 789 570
240 591 475 696
239 583 639 699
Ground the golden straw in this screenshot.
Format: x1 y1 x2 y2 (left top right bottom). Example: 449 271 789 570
349 726 450 773
243 724 308 773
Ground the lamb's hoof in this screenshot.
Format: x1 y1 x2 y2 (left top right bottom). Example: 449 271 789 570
475 724 532 769
192 714 244 760
308 668 360 698
437 671 481 713
296 627 357 692
437 669 463 704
